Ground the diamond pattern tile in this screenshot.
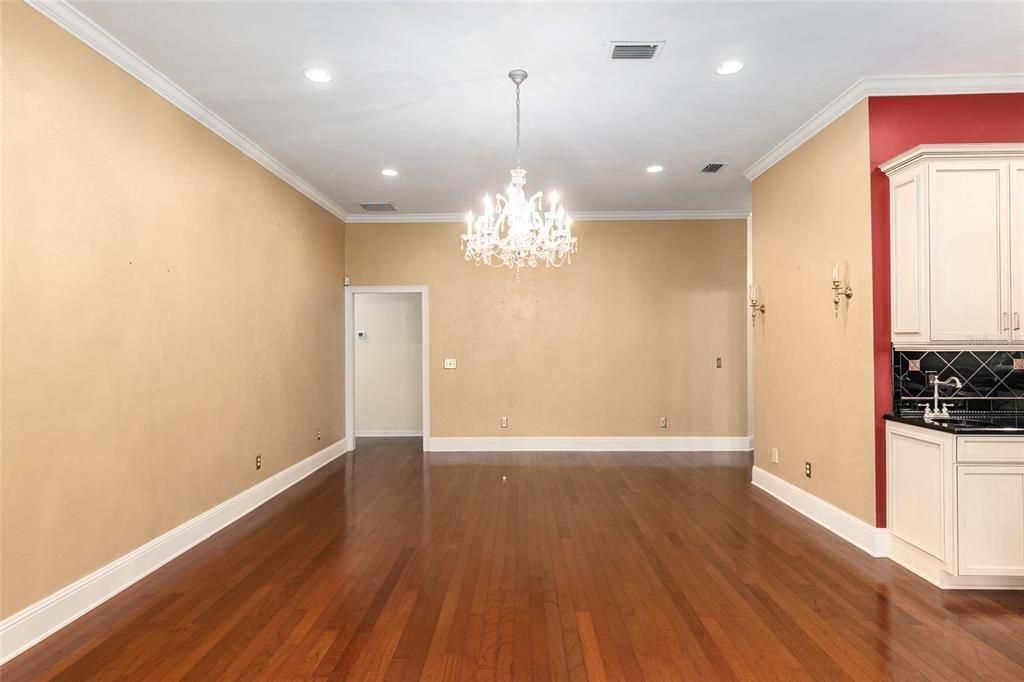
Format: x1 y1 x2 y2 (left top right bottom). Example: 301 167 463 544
892 348 1024 412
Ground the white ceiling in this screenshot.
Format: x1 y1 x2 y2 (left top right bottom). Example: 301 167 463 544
65 1 1024 217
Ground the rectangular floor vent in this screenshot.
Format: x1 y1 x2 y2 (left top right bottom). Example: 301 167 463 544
357 202 398 212
608 42 664 60
701 163 727 173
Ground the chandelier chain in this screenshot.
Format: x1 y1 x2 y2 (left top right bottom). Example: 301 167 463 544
514 82 522 169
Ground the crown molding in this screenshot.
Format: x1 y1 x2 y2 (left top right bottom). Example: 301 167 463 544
35 1 1021 216
344 209 750 224
743 73 1024 182
879 142 1024 175
344 212 466 224
25 0 350 222
573 210 750 221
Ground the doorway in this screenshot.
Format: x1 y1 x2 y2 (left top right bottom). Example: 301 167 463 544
344 286 430 452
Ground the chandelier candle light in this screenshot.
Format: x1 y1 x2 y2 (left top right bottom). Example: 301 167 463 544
461 69 577 272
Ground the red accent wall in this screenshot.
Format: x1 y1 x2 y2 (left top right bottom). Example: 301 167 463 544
868 94 1024 527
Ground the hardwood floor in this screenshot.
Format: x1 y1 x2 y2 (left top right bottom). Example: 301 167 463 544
4 438 1023 680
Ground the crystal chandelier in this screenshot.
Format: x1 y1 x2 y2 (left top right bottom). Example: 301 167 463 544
461 69 577 272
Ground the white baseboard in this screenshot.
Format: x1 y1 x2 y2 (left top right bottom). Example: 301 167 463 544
355 430 423 438
751 466 889 557
0 438 350 665
427 435 753 452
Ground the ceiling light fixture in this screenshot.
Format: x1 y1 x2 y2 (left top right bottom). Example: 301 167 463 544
381 169 398 177
303 67 332 83
716 60 744 76
462 69 576 273
646 165 664 173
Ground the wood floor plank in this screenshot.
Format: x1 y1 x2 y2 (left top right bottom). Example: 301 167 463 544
3 439 1023 681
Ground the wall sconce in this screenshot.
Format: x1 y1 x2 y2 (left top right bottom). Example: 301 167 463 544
749 284 765 326
831 260 853 318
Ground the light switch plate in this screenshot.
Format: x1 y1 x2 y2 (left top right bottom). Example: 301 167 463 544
443 358 457 369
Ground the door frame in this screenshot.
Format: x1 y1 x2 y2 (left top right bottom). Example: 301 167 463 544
344 285 430 452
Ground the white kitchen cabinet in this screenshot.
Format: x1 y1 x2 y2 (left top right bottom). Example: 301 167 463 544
883 144 1024 344
886 420 1024 588
957 466 1024 576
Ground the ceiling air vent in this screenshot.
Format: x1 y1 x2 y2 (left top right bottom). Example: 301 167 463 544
357 202 398 212
608 42 664 61
701 163 727 174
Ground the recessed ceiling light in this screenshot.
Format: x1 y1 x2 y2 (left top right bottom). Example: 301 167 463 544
381 169 398 177
303 67 332 83
646 165 664 174
716 60 744 76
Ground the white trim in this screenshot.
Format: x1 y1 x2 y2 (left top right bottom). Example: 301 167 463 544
880 142 1024 174
427 436 753 452
345 286 430 453
344 210 751 224
26 0 747 226
355 430 423 438
573 210 751 222
751 466 890 557
23 5 1024 220
0 438 350 664
745 212 754 440
743 74 1024 181
24 0 349 222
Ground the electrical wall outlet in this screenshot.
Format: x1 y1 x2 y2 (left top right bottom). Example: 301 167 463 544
771 447 779 464
804 461 812 478
659 417 667 428
256 455 262 471
500 417 508 428
317 430 321 441
715 357 722 369
443 358 457 369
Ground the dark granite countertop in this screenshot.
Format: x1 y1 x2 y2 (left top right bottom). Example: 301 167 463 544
885 413 1024 435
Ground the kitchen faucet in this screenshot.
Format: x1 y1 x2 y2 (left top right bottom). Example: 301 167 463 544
922 376 962 422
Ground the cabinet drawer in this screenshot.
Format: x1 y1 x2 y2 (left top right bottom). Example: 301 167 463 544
957 437 1024 463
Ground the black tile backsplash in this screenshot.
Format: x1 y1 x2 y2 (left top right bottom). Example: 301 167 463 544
892 347 1024 415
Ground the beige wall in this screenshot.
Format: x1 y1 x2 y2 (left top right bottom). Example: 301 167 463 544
751 101 875 523
354 293 423 434
1 3 346 616
346 219 749 438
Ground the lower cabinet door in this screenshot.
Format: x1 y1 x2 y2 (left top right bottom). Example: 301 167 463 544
957 465 1024 576
887 424 955 568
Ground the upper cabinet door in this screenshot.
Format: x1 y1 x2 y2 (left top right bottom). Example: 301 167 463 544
1011 162 1024 341
890 166 930 343
928 161 1011 342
